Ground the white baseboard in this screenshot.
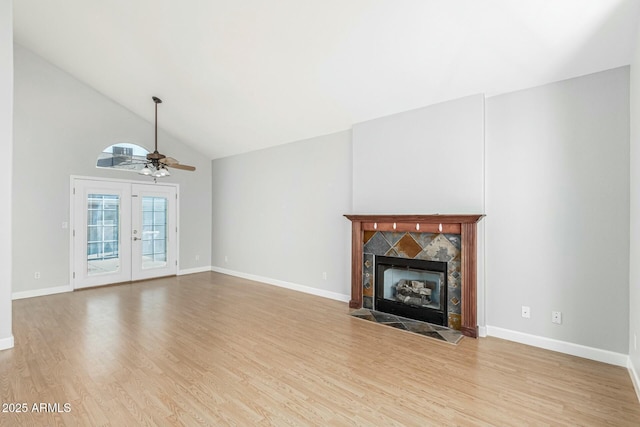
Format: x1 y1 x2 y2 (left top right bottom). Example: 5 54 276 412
0 335 14 350
178 266 213 276
211 266 351 303
12 285 73 300
486 326 628 367
629 358 640 403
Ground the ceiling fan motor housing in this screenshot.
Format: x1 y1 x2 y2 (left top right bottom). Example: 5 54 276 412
147 151 166 161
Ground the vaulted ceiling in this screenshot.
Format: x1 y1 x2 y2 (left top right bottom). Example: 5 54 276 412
13 0 640 159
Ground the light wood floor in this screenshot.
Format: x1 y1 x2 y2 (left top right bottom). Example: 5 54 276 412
1 272 639 426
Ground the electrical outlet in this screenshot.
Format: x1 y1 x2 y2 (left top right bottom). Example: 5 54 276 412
521 306 530 318
195 255 200 261
224 255 228 263
34 272 41 279
322 272 327 280
552 311 562 324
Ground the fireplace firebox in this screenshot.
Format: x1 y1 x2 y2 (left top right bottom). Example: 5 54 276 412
375 255 448 326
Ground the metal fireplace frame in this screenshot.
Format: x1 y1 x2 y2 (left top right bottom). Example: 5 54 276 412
374 255 448 326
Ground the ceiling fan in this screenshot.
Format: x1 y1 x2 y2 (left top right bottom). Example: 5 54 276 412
139 96 196 177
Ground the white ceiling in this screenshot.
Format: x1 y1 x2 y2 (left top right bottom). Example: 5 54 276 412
13 0 640 159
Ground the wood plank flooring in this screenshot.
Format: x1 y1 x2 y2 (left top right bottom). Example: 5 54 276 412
1 271 639 426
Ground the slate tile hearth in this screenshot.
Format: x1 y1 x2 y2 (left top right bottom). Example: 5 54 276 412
350 308 463 345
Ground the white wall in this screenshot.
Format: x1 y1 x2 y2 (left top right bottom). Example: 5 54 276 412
486 67 630 354
352 94 485 214
12 45 212 295
0 0 14 350
211 131 352 299
629 25 640 388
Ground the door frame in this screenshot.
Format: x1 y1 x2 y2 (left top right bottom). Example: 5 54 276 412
70 175 180 290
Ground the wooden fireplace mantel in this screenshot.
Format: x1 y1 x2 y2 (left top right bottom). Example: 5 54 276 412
344 214 484 338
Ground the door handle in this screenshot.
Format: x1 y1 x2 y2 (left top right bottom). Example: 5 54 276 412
133 237 140 241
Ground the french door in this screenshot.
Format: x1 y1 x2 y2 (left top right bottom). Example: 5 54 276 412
72 178 177 289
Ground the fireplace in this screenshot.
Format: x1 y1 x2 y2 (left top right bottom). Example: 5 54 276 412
375 256 448 326
344 214 484 338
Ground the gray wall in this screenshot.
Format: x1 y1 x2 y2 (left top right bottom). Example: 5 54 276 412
0 0 13 348
630 29 640 377
485 67 630 353
12 45 212 294
211 131 352 297
352 94 485 214
352 94 486 326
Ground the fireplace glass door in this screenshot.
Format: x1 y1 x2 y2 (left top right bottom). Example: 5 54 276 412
375 256 448 326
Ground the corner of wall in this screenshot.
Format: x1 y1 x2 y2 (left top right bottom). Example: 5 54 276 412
0 0 13 349
628 9 640 401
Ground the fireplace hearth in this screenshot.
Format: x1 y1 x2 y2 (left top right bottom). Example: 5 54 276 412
375 255 448 326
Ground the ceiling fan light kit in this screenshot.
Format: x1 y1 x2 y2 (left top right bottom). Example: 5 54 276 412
139 96 195 179
154 165 170 177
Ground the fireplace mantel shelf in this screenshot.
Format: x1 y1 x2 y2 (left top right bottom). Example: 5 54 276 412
344 214 484 223
344 213 484 338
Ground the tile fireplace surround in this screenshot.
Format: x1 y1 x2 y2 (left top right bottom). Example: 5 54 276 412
344 214 484 338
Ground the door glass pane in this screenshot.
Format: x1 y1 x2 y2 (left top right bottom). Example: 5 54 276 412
153 225 165 239
142 211 153 225
87 194 120 276
141 196 167 270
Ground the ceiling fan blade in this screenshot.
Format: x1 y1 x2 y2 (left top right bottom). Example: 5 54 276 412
159 157 195 171
168 163 196 171
160 157 179 165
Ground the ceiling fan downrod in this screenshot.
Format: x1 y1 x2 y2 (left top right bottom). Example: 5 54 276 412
153 96 162 154
147 96 166 166
139 95 196 178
